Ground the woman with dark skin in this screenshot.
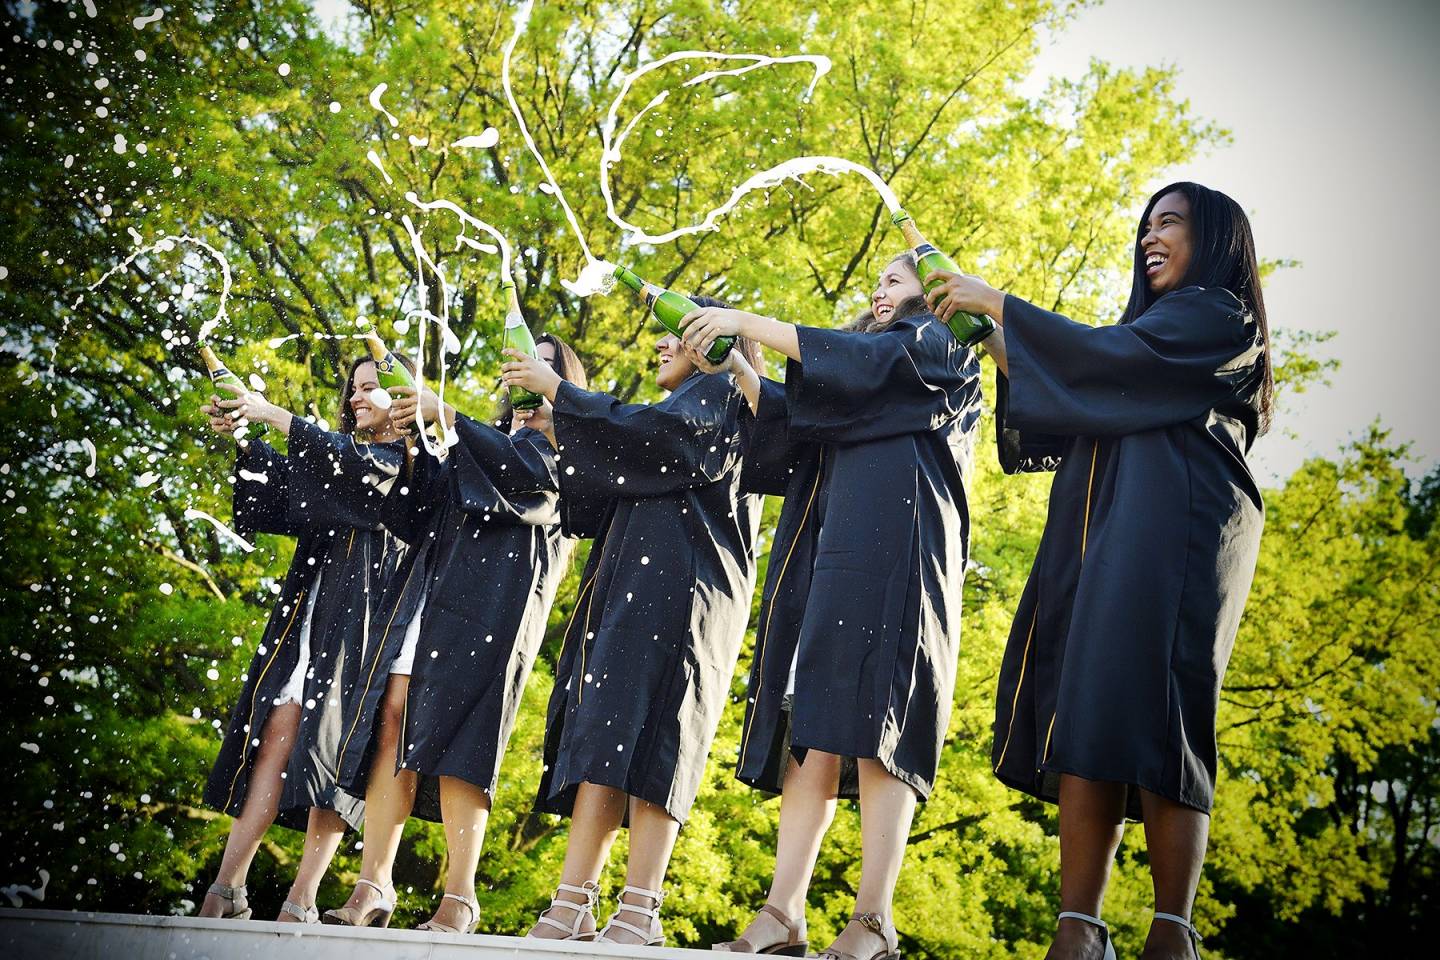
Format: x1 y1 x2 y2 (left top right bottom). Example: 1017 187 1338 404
323 334 585 933
501 311 762 947
926 182 1272 960
679 262 982 960
196 359 406 923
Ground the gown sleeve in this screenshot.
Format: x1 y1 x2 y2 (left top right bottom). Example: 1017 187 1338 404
784 312 976 443
1002 286 1263 438
380 443 446 546
448 416 559 520
551 373 743 499
283 417 405 531
738 376 814 496
994 370 1069 475
231 438 298 539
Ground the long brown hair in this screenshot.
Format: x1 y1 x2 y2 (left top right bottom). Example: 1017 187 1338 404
495 332 588 427
845 252 929 333
338 352 415 437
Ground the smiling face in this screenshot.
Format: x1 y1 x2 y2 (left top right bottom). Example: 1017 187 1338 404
347 360 390 434
870 255 924 323
1141 190 1194 296
655 333 697 391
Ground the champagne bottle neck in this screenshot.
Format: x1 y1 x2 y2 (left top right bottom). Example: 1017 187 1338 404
897 217 926 250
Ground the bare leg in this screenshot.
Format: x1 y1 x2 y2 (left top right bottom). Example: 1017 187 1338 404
1137 790 1209 960
1046 774 1128 960
277 806 346 920
728 751 841 950
199 703 301 917
334 676 415 917
526 781 626 939
422 776 492 930
600 796 682 945
823 759 916 958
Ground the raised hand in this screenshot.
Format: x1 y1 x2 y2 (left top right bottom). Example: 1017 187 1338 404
678 306 754 358
500 348 563 402
924 270 1004 326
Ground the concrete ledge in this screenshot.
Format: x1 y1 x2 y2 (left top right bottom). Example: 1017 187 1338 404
0 908 712 960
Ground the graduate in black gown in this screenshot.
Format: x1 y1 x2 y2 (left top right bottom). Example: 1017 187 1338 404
196 357 407 924
323 334 586 934
680 260 982 960
501 303 762 948
926 182 1272 960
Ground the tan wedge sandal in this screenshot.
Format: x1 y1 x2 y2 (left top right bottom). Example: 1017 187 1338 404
205 882 252 921
817 912 900 960
529 881 600 941
597 885 667 947
417 893 479 934
712 904 809 955
321 877 396 928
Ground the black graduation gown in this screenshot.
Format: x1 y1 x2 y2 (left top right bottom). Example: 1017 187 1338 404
537 373 760 824
203 419 405 831
332 420 566 820
733 311 983 800
990 285 1266 818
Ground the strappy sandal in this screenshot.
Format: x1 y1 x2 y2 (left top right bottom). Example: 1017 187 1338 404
1155 911 1203 959
417 892 480 934
817 912 899 960
597 885 666 947
321 877 396 928
1058 911 1117 960
530 881 600 941
278 900 319 924
205 882 252 921
712 903 809 955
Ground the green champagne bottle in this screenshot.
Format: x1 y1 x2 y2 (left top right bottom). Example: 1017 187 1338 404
891 209 996 348
362 332 416 392
501 282 543 411
199 344 264 441
612 264 733 364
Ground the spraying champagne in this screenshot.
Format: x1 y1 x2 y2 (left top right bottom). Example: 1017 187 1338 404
501 282 543 411
199 344 264 441
612 265 734 364
891 209 996 348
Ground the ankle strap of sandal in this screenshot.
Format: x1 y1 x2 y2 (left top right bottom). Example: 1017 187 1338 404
1058 911 1108 932
355 877 395 907
441 892 478 925
616 884 665 915
537 881 599 935
208 882 247 902
1155 912 1202 944
759 903 805 938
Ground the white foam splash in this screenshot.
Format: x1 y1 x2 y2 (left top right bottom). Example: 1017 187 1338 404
59 235 234 380
184 508 255 553
598 53 900 243
366 149 393 185
451 128 499 150
368 82 399 127
502 2 610 293
132 10 164 30
81 438 97 478
0 869 49 909
134 471 161 488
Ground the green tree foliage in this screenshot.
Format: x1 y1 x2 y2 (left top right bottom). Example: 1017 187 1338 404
1 1 1434 956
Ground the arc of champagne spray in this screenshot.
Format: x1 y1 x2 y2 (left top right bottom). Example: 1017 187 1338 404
502 1 615 296
598 53 901 243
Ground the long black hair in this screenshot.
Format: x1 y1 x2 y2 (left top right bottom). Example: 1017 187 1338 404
338 351 415 436
1121 181 1274 434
